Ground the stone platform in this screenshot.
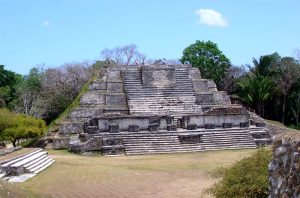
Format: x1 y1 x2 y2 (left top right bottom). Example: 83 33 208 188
55 64 271 155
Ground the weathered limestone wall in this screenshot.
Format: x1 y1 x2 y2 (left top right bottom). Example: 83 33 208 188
269 132 300 198
97 116 167 132
186 114 249 128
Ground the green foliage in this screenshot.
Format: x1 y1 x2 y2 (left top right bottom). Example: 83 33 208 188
180 40 231 88
237 75 273 116
210 149 272 198
0 65 22 108
235 53 300 126
250 53 280 77
0 108 46 147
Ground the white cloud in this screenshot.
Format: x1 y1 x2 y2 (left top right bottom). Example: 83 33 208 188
42 20 50 27
195 9 228 27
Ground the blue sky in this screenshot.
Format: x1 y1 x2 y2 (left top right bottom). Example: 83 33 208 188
1 0 299 74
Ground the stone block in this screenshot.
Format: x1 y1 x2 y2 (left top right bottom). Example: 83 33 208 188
102 138 123 146
104 109 129 114
223 123 233 128
149 117 160 124
128 124 139 132
78 133 90 142
142 66 175 87
107 82 124 93
70 108 103 120
251 132 270 139
196 93 213 104
107 70 122 81
86 126 98 134
187 124 197 130
80 91 105 105
53 137 70 149
213 92 231 104
167 124 177 131
109 123 119 133
166 116 173 124
102 146 125 155
256 122 266 127
207 80 217 91
192 80 209 92
85 137 102 151
148 123 159 131
88 81 106 90
205 124 215 129
10 166 26 176
59 122 84 134
68 143 85 154
187 68 201 80
178 134 203 144
240 122 250 128
105 94 127 107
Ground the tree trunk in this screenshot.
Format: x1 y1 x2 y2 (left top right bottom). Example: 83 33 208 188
282 95 287 124
12 139 17 147
297 95 300 127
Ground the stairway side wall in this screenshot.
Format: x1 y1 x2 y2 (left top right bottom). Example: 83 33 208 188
58 67 129 136
187 67 231 105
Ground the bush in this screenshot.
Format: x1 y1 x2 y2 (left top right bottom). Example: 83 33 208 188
210 149 272 198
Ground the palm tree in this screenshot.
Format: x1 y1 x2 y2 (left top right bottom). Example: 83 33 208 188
250 53 280 77
237 74 273 117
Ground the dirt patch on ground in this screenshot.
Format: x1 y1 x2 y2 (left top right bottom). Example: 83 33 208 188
19 149 256 198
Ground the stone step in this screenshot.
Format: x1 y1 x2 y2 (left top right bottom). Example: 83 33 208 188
29 158 53 173
33 159 55 174
25 155 50 171
0 148 55 182
5 173 37 183
1 149 43 168
11 151 48 168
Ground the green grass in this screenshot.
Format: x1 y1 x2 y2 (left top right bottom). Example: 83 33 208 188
18 149 257 198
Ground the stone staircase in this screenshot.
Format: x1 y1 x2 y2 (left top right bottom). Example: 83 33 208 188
122 67 203 115
0 148 55 182
94 127 262 155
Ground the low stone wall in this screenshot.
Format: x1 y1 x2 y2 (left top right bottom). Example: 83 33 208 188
269 132 300 198
97 115 167 132
183 109 249 128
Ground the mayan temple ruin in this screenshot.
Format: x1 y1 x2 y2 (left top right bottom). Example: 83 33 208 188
54 64 271 155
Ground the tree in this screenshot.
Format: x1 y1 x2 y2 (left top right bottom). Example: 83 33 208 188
0 108 46 147
237 74 273 116
180 40 231 88
12 67 43 117
101 44 146 65
272 57 300 123
288 81 300 127
0 65 22 108
249 53 280 77
235 53 279 118
220 65 246 93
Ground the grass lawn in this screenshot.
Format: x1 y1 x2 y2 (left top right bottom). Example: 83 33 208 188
14 149 257 198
